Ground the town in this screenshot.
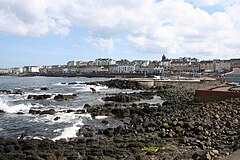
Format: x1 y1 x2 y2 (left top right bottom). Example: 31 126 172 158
0 55 240 78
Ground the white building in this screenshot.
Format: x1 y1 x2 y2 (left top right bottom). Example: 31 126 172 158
214 60 231 73
67 61 77 67
23 66 40 73
117 64 136 73
0 68 11 74
12 67 24 74
95 58 116 66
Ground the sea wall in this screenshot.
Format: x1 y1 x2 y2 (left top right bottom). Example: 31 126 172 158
195 89 240 102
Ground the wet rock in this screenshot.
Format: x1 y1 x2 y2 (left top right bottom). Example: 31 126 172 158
99 79 145 90
75 109 86 114
101 120 109 125
54 117 60 121
0 89 24 95
40 109 56 115
29 109 41 115
111 108 130 118
67 109 75 113
4 145 15 153
29 109 56 115
103 93 140 103
78 125 96 137
102 128 115 137
16 111 24 115
12 89 24 95
54 94 77 101
27 94 51 100
68 82 78 85
90 87 96 93
0 90 11 95
40 87 49 91
38 152 57 160
0 145 4 153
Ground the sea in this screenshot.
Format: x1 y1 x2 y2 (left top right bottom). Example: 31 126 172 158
0 76 162 141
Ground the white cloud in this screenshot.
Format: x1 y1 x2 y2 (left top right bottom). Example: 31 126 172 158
86 36 114 54
186 0 236 7
0 0 240 59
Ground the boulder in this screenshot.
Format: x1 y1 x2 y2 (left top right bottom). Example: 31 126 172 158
0 89 24 95
27 94 51 100
40 87 49 91
29 109 56 115
54 94 77 101
40 109 56 115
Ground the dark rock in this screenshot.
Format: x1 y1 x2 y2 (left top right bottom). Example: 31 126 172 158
99 79 145 90
0 145 4 153
12 89 24 95
4 145 15 153
54 117 60 121
67 109 75 113
40 87 48 91
90 87 96 93
27 94 51 100
68 82 78 85
111 108 130 118
54 94 77 101
16 111 24 115
0 90 11 94
101 120 109 125
40 109 56 115
29 109 41 115
29 109 56 115
103 128 115 137
0 89 24 95
38 152 57 160
75 109 86 114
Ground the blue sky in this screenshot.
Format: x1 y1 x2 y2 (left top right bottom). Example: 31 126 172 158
0 0 239 68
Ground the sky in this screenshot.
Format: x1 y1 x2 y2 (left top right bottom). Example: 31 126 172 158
0 0 240 68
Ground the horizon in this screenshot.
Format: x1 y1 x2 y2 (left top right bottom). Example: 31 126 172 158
1 0 240 68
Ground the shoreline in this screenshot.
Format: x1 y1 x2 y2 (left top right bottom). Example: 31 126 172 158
0 79 239 159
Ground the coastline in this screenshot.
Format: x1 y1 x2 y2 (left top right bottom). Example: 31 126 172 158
0 79 239 159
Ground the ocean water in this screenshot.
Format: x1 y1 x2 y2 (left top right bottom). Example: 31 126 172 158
0 76 162 140
0 76 124 140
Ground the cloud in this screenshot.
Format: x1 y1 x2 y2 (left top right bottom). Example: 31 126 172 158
0 0 240 59
186 0 236 7
86 36 114 54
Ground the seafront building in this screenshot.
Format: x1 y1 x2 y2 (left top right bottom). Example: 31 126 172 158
0 56 240 75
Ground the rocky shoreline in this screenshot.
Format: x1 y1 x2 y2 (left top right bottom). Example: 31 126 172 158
1 79 240 159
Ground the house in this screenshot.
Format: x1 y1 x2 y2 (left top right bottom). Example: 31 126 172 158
230 58 240 70
95 58 116 66
160 55 172 72
200 60 214 72
78 66 100 74
0 68 11 74
67 61 77 67
76 61 88 67
213 60 231 73
23 66 40 73
45 65 67 73
170 57 199 72
116 59 131 65
117 64 137 73
11 67 24 74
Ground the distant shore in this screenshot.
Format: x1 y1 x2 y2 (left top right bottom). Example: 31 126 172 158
0 72 162 79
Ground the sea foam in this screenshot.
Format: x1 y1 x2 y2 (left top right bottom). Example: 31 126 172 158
0 96 33 114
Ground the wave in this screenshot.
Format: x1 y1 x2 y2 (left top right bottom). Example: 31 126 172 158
52 121 83 141
0 96 33 114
